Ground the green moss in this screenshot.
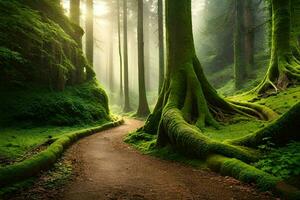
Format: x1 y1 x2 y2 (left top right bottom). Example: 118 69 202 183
0 80 110 126
125 131 206 168
0 118 123 187
207 155 280 190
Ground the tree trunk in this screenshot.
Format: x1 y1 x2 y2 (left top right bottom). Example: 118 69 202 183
144 3 151 91
123 0 131 112
253 0 300 94
85 0 95 80
158 0 164 94
86 0 94 66
244 0 255 70
139 0 276 163
117 0 123 99
70 0 82 48
70 0 80 25
109 9 114 92
137 0 150 117
234 0 247 89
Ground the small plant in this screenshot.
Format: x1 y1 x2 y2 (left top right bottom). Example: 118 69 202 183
255 142 300 179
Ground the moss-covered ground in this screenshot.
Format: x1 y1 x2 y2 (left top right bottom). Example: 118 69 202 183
125 86 300 190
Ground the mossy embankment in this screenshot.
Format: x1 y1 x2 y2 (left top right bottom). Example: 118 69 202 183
0 0 120 190
125 87 300 198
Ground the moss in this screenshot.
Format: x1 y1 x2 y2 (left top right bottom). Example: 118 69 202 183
0 0 94 90
207 155 280 190
0 80 110 126
230 102 300 147
0 118 123 187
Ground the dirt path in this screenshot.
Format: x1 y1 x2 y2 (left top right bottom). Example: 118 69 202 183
60 119 275 200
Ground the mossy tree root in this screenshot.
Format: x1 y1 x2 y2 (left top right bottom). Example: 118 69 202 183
228 102 300 147
0 118 124 187
142 57 276 163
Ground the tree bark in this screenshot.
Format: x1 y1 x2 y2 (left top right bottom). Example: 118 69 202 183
109 8 114 92
234 0 247 89
137 0 150 117
123 0 131 112
158 0 164 94
117 0 123 99
86 0 94 66
244 0 255 70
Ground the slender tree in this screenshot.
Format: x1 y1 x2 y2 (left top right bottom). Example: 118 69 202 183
109 5 115 92
144 1 151 91
70 0 80 25
234 0 247 89
244 0 255 70
137 0 150 117
70 0 84 83
123 0 131 112
86 0 94 65
117 0 123 99
158 0 164 93
139 0 275 161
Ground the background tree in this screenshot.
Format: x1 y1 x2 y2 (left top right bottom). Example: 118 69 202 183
252 0 300 93
86 0 94 66
158 0 164 93
234 0 247 89
117 0 124 99
136 0 150 117
123 0 131 112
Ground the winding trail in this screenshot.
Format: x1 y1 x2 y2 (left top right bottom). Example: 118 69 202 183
60 119 275 200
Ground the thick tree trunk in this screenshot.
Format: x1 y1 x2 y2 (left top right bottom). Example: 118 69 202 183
158 0 164 94
140 0 275 163
123 0 131 112
253 0 300 93
137 0 150 117
244 0 255 70
117 0 123 99
234 0 247 89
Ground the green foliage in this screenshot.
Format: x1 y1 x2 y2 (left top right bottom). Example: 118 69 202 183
0 80 110 126
0 0 92 89
255 142 300 179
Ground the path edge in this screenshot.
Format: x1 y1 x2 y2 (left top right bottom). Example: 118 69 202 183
0 118 124 187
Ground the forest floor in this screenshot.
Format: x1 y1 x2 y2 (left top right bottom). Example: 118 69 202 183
9 118 277 200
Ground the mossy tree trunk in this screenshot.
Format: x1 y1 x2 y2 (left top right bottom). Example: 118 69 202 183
158 0 164 94
137 0 150 117
234 0 247 89
253 0 300 94
140 0 276 163
123 0 131 112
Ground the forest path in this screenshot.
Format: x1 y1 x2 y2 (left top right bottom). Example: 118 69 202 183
60 118 274 200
